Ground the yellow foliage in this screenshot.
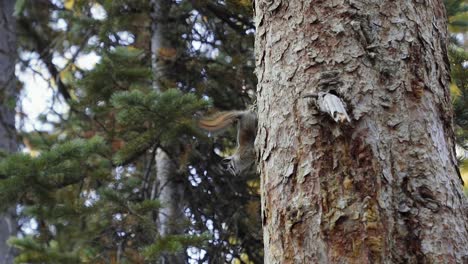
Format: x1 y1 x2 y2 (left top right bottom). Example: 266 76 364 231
158 47 177 60
22 138 40 157
239 0 252 8
240 253 254 264
232 253 254 264
450 83 462 98
246 179 260 190
59 64 75 85
64 0 75 10
227 0 252 9
228 236 239 245
461 160 468 188
448 12 468 33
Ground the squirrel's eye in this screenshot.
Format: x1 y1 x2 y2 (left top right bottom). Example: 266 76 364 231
221 158 231 169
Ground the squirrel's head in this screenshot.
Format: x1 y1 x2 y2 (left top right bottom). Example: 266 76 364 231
221 154 255 176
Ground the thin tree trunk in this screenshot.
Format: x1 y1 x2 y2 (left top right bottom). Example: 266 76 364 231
150 1 185 263
255 0 468 263
0 1 17 263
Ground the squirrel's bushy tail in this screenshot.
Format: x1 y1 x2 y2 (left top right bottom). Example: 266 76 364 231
198 111 246 132
199 111 257 176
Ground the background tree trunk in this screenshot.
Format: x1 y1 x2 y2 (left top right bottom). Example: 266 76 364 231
255 0 468 263
0 1 17 263
150 1 185 263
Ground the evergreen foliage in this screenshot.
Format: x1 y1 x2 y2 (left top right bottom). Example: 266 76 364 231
446 0 468 192
450 46 468 149
6 0 262 262
0 137 109 211
111 88 208 164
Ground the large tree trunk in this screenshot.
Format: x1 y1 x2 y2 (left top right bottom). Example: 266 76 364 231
0 1 17 263
150 1 185 263
255 0 468 263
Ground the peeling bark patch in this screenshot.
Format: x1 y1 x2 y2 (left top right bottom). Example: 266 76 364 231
313 126 386 262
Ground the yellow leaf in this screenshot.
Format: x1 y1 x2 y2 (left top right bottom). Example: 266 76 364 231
59 66 73 84
228 236 239 245
450 83 461 98
29 150 40 157
239 0 252 8
64 0 75 10
158 47 177 59
461 160 468 188
22 138 40 157
240 253 254 264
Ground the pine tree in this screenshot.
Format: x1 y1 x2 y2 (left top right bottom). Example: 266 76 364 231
3 0 263 262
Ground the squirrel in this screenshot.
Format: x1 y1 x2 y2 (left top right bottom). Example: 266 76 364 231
199 111 257 175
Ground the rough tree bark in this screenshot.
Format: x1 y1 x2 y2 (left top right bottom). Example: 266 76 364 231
255 0 468 263
150 1 185 263
0 1 17 263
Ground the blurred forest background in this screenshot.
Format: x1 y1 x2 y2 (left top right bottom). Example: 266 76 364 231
0 0 466 263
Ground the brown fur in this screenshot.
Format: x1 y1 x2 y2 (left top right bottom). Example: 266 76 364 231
199 111 257 175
